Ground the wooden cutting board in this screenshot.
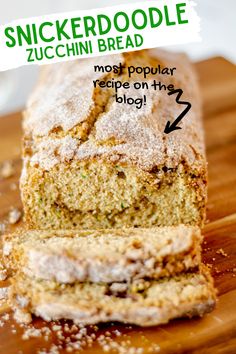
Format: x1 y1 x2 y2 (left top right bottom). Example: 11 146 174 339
0 56 236 354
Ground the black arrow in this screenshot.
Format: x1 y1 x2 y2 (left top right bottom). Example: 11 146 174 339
164 89 191 134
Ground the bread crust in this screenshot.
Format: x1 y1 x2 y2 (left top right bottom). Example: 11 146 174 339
23 49 205 172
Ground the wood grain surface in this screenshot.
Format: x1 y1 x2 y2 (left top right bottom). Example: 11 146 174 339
0 57 236 354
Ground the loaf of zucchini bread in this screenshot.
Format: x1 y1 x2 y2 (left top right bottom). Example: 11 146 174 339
21 49 206 229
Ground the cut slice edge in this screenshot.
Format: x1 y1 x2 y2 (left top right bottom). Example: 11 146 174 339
3 225 202 283
9 265 216 326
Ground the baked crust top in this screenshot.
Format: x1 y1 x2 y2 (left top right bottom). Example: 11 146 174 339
23 49 205 172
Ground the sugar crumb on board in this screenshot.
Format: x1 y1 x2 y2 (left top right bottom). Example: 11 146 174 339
0 160 14 179
10 182 18 191
0 268 7 281
14 309 32 324
216 248 228 257
22 327 43 340
0 317 157 354
8 207 22 224
0 313 10 328
0 287 8 300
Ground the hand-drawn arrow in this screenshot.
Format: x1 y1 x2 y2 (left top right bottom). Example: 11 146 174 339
164 89 192 134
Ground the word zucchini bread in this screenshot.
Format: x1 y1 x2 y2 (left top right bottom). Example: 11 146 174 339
21 49 206 229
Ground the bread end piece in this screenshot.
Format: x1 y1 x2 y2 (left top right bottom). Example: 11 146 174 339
9 267 216 326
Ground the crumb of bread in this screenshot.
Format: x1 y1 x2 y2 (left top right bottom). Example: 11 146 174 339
22 327 42 340
0 269 7 281
14 319 158 354
8 208 22 224
216 248 228 257
147 344 160 352
0 313 10 328
0 161 14 179
14 308 32 324
10 183 17 191
1 313 9 321
0 287 8 300
52 325 61 331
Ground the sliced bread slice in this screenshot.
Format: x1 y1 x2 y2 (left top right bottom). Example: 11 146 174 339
9 266 216 326
4 225 201 283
